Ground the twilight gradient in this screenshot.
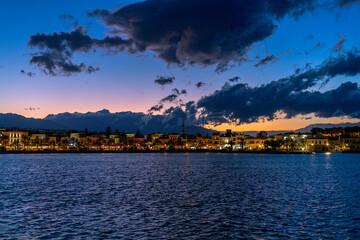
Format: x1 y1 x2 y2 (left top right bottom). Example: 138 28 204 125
1 0 360 131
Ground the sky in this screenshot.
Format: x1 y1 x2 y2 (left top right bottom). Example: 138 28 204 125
1 0 360 131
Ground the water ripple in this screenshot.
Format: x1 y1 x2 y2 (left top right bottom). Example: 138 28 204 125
0 153 359 239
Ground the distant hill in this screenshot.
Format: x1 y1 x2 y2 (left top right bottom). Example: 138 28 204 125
0 113 65 129
294 122 360 133
242 130 289 137
2 110 360 135
0 110 215 135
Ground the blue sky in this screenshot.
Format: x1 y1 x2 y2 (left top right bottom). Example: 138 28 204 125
1 0 360 131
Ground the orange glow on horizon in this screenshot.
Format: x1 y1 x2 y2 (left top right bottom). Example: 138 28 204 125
205 114 360 132
3 108 360 132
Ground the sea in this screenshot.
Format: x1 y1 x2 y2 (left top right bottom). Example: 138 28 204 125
1 153 359 239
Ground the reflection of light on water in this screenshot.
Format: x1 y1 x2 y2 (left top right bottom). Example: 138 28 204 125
325 152 332 169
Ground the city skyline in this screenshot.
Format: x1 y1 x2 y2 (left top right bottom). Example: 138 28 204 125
2 125 360 153
1 0 360 132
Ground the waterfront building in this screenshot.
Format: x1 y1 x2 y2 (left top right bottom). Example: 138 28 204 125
341 137 360 151
233 134 246 150
275 133 311 151
30 133 46 141
48 136 58 144
125 133 135 138
70 132 85 140
244 138 266 150
168 133 181 142
2 126 360 152
349 132 360 137
2 131 28 144
307 137 330 152
211 132 223 150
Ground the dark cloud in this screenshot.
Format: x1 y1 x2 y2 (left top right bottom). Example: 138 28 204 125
198 49 360 124
28 25 129 75
20 70 35 77
149 87 188 113
254 55 279 67
154 76 175 85
229 76 240 82
196 82 205 88
87 0 317 72
148 104 163 112
336 0 360 6
160 87 187 103
85 65 100 74
172 88 181 95
171 88 187 96
28 26 97 53
332 33 346 54
29 51 99 76
24 107 40 111
161 101 198 127
160 94 178 103
27 0 358 74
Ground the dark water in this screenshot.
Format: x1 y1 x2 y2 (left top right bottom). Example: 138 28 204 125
1 153 360 239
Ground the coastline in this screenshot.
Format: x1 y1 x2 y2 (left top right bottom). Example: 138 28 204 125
0 150 333 154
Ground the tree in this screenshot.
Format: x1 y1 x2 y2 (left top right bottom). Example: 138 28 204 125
311 127 323 135
229 140 234 151
270 140 281 152
168 139 175 150
264 140 271 150
34 136 41 151
135 129 144 138
96 139 102 151
22 135 29 151
0 135 7 151
176 137 184 150
105 126 112 137
1 135 9 146
240 138 245 151
49 140 56 151
290 139 296 151
108 138 115 151
61 139 69 150
76 140 82 151
152 138 160 150
264 140 280 151
86 138 93 151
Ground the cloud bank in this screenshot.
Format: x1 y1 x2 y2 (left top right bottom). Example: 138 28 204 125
28 0 321 74
198 50 360 124
154 76 175 85
28 26 130 75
